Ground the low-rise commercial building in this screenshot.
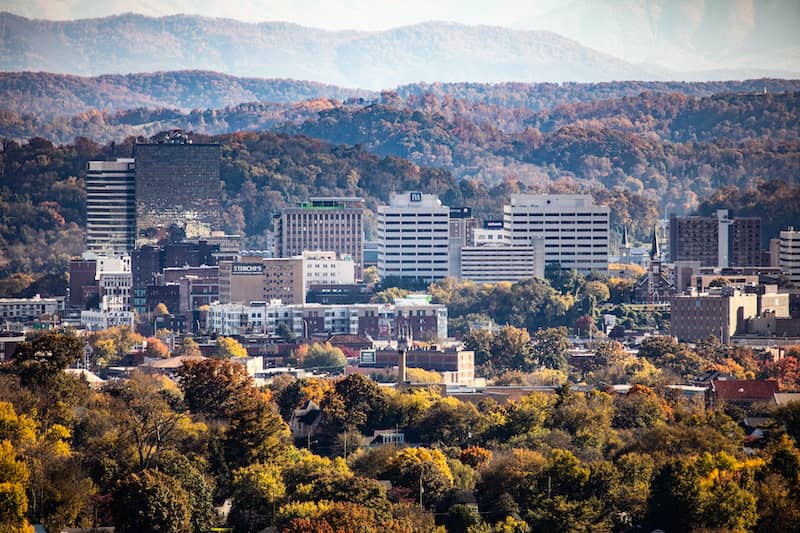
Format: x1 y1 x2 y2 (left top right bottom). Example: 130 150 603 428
80 309 135 330
670 288 758 343
460 242 545 283
0 296 60 325
208 297 447 340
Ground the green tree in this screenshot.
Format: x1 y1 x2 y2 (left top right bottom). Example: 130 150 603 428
321 374 388 434
224 390 290 469
463 329 493 367
276 322 296 343
112 469 192 533
302 342 346 371
530 327 570 371
154 451 216 533
12 333 82 388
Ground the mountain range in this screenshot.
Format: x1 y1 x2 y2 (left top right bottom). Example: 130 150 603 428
0 12 683 89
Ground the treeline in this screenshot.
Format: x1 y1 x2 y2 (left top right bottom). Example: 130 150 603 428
2 333 800 532
395 79 800 111
0 71 373 118
528 91 800 142
5 71 800 120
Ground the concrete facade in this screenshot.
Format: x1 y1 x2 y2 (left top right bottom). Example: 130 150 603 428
378 192 450 281
670 288 758 342
274 197 364 278
779 227 800 284
86 158 136 255
503 194 609 273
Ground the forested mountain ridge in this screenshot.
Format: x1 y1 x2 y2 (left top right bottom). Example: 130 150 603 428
395 79 800 111
3 70 800 120
0 71 373 119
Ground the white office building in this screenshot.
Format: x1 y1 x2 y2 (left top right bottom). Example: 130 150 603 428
0 295 60 324
86 159 136 256
299 251 355 289
378 192 450 281
80 309 135 330
460 240 545 284
98 272 132 312
504 194 609 273
779 227 800 284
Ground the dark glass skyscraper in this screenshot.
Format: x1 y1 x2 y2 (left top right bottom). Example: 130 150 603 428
134 132 221 246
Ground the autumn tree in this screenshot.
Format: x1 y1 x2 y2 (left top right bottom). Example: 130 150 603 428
176 337 202 357
112 373 187 470
300 342 346 371
228 462 285 533
213 336 248 359
0 439 33 533
145 337 170 359
486 326 531 374
385 447 454 509
177 358 254 419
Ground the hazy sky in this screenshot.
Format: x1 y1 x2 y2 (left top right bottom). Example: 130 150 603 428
3 0 564 29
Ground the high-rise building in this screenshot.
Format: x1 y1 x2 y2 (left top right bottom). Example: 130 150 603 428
779 227 800 284
86 159 136 255
503 194 609 273
134 132 221 245
669 210 761 267
274 197 365 278
731 217 762 267
377 192 450 282
448 207 478 279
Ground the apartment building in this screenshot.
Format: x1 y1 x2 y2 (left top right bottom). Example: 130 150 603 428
669 210 761 267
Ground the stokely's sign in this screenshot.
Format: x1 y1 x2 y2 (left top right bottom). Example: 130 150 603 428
232 263 264 274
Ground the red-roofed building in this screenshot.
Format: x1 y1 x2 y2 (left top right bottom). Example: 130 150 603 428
710 379 779 408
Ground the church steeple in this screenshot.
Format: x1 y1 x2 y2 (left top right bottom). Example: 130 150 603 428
649 225 660 260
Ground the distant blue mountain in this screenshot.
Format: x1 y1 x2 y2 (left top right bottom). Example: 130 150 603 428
0 13 659 89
